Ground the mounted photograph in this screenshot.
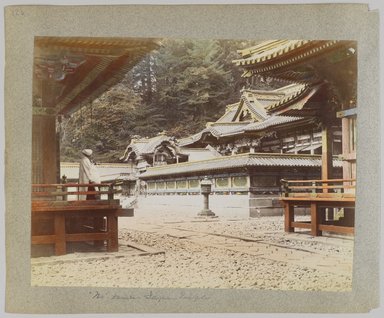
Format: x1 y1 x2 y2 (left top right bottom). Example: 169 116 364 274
30 37 357 292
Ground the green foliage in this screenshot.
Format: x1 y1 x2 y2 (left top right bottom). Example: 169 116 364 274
60 39 261 162
150 39 258 134
60 79 142 162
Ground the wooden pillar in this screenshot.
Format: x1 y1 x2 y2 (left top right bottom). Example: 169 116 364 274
54 213 66 255
321 125 333 182
94 217 106 248
31 112 59 251
310 202 321 236
32 79 60 254
32 79 59 184
309 129 314 155
32 114 58 184
341 117 352 180
284 202 294 232
107 214 118 252
56 115 62 182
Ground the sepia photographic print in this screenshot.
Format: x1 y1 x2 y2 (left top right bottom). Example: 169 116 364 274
4 4 380 315
31 37 357 292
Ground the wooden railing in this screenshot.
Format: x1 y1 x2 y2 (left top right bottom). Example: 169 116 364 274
280 178 356 199
31 181 132 256
32 182 123 201
279 178 356 236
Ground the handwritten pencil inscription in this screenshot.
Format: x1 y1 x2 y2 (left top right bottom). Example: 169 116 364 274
89 290 210 303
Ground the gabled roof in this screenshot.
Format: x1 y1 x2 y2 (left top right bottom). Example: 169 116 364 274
139 153 342 179
216 103 239 122
140 135 176 154
234 91 269 122
179 82 316 146
120 134 184 161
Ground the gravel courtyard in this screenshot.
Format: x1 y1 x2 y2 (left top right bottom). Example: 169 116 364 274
31 201 354 291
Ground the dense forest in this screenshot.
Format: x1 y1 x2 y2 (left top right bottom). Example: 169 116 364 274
60 39 264 162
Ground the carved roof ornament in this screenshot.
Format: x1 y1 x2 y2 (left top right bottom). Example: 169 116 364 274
34 52 86 81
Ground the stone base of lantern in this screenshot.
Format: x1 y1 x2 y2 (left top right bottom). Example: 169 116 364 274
198 209 216 217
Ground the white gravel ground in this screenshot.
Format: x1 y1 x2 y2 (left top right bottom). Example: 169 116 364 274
31 215 353 291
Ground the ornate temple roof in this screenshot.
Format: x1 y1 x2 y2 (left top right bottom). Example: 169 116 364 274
240 115 306 132
178 123 248 147
179 83 316 146
265 83 323 115
236 92 269 121
120 134 183 162
140 153 342 179
120 134 222 163
233 40 340 75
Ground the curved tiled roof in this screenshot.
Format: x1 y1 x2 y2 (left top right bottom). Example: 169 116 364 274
233 40 339 75
208 123 249 137
120 134 183 161
179 84 317 146
180 84 314 146
179 123 248 147
266 83 321 112
240 115 304 132
177 81 321 147
235 40 309 62
140 153 342 179
179 131 205 147
140 135 174 154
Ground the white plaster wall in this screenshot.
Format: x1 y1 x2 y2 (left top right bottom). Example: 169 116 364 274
132 194 250 219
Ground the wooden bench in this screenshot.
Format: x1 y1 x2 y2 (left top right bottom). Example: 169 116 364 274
280 179 356 236
32 182 133 256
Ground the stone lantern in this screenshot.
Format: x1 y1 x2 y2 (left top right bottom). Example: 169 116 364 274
198 176 216 217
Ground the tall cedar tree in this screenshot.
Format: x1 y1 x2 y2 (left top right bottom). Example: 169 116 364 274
60 39 260 162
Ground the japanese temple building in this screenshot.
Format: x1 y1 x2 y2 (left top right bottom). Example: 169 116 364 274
120 40 355 217
133 84 343 216
38 38 355 218
232 40 357 181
